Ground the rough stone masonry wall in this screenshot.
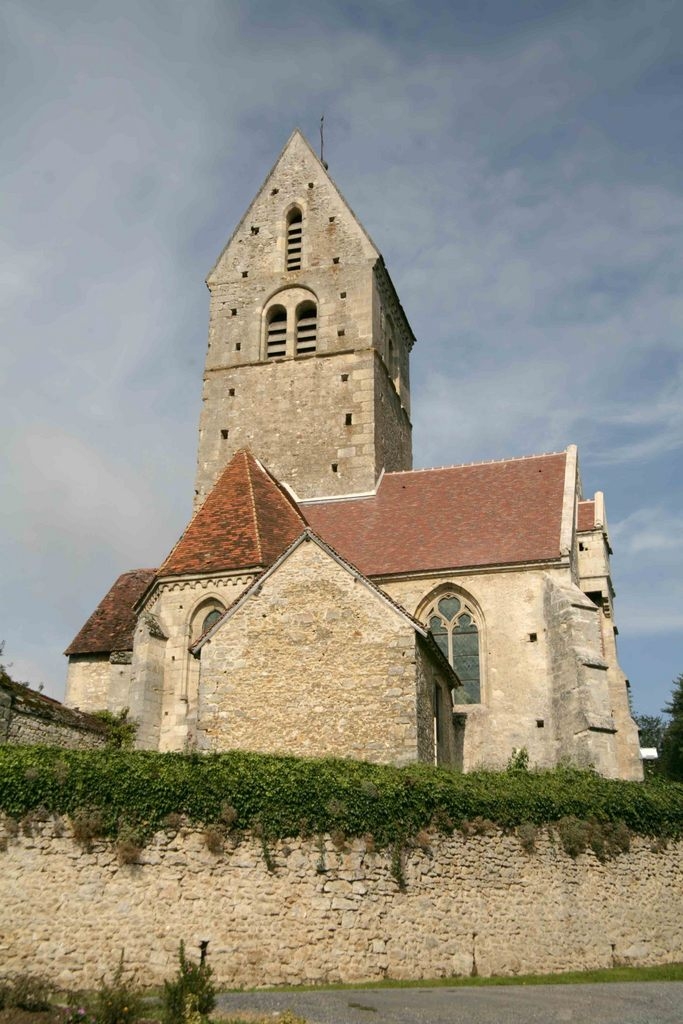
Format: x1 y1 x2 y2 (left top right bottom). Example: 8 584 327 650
0 681 107 749
1 822 681 990
197 541 423 764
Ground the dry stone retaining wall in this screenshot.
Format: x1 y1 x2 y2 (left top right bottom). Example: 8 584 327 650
0 821 681 989
0 680 107 749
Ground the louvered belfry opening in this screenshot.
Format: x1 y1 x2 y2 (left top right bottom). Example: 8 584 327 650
266 305 287 358
296 301 317 354
286 207 303 270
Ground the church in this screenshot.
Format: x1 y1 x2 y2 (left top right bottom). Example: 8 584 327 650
64 130 642 780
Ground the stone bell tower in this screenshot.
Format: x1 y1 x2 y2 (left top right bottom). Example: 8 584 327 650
194 129 414 507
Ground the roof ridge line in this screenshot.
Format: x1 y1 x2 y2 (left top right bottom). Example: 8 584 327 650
192 527 447 657
252 454 309 524
244 451 263 564
388 450 568 476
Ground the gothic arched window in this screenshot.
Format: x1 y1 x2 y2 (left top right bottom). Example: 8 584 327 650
190 600 225 643
202 608 223 634
296 301 317 354
286 207 303 271
424 593 481 704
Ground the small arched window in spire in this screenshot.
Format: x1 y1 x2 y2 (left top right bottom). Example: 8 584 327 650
286 208 303 271
266 305 287 358
296 301 317 354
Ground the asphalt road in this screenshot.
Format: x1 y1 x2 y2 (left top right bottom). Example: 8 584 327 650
216 981 683 1024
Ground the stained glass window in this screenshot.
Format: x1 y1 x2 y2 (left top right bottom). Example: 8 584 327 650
424 593 481 704
202 609 223 634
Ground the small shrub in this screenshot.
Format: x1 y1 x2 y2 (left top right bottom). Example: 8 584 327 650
21 811 37 837
296 817 313 840
3 816 19 838
53 760 70 785
603 820 631 857
91 708 137 750
219 802 237 828
330 828 347 851
94 952 143 1024
360 780 379 799
0 836 7 853
253 820 275 871
61 1008 98 1024
556 816 591 858
431 808 454 833
517 821 538 854
203 827 224 856
556 817 632 862
390 841 406 891
411 829 431 851
362 832 376 854
506 747 530 772
161 941 215 1024
315 834 327 873
71 807 106 850
326 797 346 818
116 834 144 865
20 805 50 837
24 766 40 782
163 813 183 831
650 835 669 854
461 817 496 837
7 973 52 1011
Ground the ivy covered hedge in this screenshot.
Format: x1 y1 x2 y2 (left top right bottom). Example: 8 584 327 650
1 746 682 845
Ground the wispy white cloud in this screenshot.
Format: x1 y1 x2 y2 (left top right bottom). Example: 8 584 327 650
611 508 683 559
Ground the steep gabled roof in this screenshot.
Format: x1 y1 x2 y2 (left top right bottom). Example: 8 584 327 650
190 528 459 685
64 568 156 656
303 452 570 577
157 449 307 578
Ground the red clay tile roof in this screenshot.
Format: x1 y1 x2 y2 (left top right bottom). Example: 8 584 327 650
64 568 156 656
157 449 307 578
577 500 596 532
303 452 569 577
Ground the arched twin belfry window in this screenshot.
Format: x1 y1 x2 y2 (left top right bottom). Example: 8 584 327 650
296 301 317 354
263 288 317 359
424 593 481 704
266 305 287 357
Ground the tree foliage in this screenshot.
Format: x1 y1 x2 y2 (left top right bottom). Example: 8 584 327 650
661 673 683 782
633 714 668 751
90 708 138 750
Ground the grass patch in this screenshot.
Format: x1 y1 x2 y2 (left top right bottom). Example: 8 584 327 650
234 962 683 992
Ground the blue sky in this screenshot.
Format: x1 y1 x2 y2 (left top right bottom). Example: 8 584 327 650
1 0 681 719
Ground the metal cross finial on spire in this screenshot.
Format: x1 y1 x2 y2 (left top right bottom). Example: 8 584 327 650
320 115 328 169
